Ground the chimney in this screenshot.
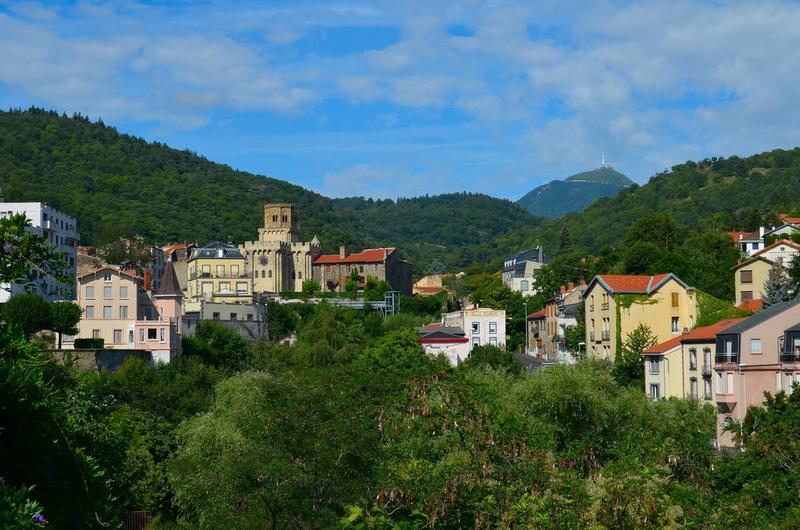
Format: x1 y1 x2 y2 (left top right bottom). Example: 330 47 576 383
339 244 346 259
759 226 765 239
538 246 543 262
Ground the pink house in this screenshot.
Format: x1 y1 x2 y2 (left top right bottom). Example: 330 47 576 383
714 300 800 448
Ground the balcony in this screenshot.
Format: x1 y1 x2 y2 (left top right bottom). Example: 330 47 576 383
701 364 712 377
601 303 609 310
780 351 800 363
191 272 250 279
715 353 738 364
601 331 611 341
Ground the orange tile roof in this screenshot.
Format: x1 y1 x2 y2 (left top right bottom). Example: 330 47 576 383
752 238 800 258
737 299 763 313
644 318 748 354
78 265 137 280
726 230 760 241
527 309 546 319
313 247 395 265
162 242 193 254
595 273 675 294
780 213 800 224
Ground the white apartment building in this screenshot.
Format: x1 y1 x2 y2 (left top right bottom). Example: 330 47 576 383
0 202 79 302
442 307 507 349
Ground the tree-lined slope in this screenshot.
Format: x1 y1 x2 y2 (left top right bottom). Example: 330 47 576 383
0 108 540 274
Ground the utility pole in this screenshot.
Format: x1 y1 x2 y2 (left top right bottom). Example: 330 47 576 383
524 300 529 355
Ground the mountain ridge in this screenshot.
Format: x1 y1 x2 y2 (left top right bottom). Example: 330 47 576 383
516 166 633 218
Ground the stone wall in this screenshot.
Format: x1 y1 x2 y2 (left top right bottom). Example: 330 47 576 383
50 349 153 372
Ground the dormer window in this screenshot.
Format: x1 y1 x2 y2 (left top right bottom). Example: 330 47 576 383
103 272 112 282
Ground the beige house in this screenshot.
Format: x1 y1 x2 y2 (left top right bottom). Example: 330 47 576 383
584 274 698 361
186 242 252 312
733 239 800 306
71 264 183 363
642 318 746 403
240 203 321 295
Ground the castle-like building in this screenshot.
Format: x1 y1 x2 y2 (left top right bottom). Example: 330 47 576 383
240 203 320 294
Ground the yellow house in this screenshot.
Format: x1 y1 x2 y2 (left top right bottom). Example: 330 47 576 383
584 274 698 361
642 318 746 402
186 242 252 311
733 239 800 306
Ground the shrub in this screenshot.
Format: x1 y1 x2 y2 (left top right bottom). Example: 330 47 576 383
74 337 105 349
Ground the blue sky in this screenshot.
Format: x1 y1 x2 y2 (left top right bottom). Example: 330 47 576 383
1 1 800 200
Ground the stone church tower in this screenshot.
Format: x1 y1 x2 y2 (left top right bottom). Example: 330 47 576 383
240 203 320 294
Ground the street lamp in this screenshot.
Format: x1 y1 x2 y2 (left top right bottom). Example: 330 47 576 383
524 300 529 355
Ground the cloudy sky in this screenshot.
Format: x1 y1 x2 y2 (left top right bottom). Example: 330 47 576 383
1 1 799 200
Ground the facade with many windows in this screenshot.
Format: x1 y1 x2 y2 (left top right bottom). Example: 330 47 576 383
71 264 183 363
583 273 698 362
713 300 800 448
442 307 506 349
0 202 79 302
186 242 252 311
643 318 747 405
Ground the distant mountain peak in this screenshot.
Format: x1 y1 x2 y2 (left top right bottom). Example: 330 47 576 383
516 166 632 219
564 166 634 186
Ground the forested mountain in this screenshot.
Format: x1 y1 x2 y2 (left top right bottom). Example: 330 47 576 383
508 151 800 253
0 108 540 275
517 166 633 218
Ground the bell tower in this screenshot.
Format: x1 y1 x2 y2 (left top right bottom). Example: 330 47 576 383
260 203 299 243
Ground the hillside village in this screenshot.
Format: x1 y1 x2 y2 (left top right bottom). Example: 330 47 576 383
6 196 800 456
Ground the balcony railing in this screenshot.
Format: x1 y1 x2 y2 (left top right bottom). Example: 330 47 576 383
780 352 800 363
715 353 738 364
601 303 609 310
601 331 610 341
191 272 250 279
701 364 712 377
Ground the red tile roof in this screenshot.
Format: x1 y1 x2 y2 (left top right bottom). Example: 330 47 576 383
644 318 748 354
737 299 763 313
726 230 760 241
752 238 800 258
415 286 445 295
595 273 674 294
313 247 395 265
162 242 193 254
78 265 137 280
527 309 546 319
780 213 800 224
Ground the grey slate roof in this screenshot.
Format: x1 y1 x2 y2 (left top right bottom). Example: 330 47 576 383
188 241 244 261
418 326 466 339
718 300 799 335
503 246 548 277
156 261 183 297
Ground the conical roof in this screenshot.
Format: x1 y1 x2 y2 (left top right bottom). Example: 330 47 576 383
156 261 183 297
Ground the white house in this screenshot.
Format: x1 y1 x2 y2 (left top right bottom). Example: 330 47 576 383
502 247 547 294
443 307 506 349
0 202 79 302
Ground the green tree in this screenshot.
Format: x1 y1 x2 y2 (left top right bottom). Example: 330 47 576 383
301 278 320 296
345 268 360 296
0 213 70 296
1 293 52 338
763 258 793 307
614 324 658 387
50 301 82 348
182 321 248 370
459 344 521 374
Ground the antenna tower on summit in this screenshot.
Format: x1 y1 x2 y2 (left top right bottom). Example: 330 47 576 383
601 152 611 168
